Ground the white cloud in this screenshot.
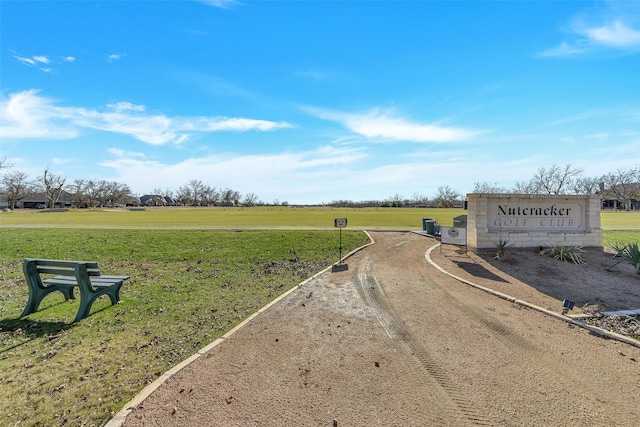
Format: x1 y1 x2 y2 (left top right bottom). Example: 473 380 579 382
582 20 640 48
107 102 146 112
540 5 640 57
14 55 37 66
0 90 78 139
0 90 292 144
307 107 481 143
198 0 240 9
108 54 122 62
52 157 74 165
99 145 366 201
33 55 50 64
12 52 75 72
538 41 588 58
108 148 146 158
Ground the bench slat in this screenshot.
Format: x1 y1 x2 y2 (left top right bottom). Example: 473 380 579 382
26 258 100 269
44 276 129 285
45 278 124 288
36 267 102 276
34 267 76 276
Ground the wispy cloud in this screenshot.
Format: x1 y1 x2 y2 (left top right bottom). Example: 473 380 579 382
540 4 640 57
52 157 74 165
108 148 146 159
0 90 78 139
538 41 588 58
32 55 50 64
306 107 481 143
0 90 292 145
197 0 240 9
12 52 75 72
13 54 50 66
107 54 124 62
583 20 640 48
100 145 366 200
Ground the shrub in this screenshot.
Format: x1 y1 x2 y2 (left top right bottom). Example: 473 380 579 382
622 242 640 274
493 238 512 261
539 244 585 264
607 242 640 274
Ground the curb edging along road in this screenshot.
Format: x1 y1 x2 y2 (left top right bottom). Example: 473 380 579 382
424 241 640 350
105 232 376 427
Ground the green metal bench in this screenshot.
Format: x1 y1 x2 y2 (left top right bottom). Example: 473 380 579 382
21 258 129 322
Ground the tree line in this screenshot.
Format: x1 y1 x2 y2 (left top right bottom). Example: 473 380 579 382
473 164 640 210
0 159 261 209
1 159 638 210
329 164 640 210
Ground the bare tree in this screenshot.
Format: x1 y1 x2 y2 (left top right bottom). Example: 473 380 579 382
433 186 460 208
243 192 259 207
84 179 107 207
151 187 174 200
512 179 537 194
101 181 131 206
220 188 236 206
201 185 219 206
600 166 640 210
1 170 34 209
386 193 404 207
175 185 192 206
472 182 509 194
231 190 241 207
0 155 12 170
187 180 206 206
68 179 88 208
411 192 430 207
532 163 583 195
568 176 601 195
39 169 67 208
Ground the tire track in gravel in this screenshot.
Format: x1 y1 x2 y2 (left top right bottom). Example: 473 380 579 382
367 232 634 425
355 254 494 426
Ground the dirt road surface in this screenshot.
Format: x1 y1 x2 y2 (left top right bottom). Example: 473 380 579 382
122 231 640 426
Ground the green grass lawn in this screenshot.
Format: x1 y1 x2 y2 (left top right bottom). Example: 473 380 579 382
2 206 637 231
0 228 370 426
0 207 637 425
0 206 464 229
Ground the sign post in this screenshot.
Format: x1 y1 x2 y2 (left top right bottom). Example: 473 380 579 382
334 218 347 265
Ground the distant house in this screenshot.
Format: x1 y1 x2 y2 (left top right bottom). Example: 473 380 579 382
124 197 141 207
16 191 73 209
600 183 640 210
138 195 178 206
140 195 167 206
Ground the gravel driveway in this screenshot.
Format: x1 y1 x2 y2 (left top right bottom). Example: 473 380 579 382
120 231 640 426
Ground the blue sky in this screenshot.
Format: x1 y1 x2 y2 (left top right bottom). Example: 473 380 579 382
1 0 639 204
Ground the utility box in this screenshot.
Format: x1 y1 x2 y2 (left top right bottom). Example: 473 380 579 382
425 220 436 235
453 215 467 228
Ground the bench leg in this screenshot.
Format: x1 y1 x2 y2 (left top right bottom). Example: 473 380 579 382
20 285 76 318
73 283 122 322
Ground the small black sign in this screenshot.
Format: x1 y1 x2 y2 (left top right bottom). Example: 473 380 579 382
334 218 347 228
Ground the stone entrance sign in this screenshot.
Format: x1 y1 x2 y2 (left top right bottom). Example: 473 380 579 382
466 194 602 252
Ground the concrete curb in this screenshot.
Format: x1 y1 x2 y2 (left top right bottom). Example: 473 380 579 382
424 242 640 350
105 231 375 427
